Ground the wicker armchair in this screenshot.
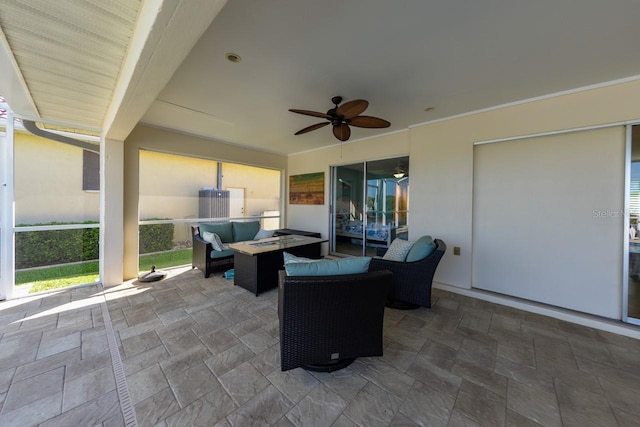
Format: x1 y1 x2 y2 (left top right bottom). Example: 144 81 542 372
191 226 233 278
278 269 392 372
369 238 446 309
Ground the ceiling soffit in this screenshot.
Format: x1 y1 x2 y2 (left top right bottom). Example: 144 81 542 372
0 0 141 130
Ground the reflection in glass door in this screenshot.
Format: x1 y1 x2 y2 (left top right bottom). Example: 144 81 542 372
332 163 365 256
331 157 409 257
625 124 640 324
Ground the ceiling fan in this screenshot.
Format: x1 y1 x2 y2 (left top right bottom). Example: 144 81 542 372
289 96 390 142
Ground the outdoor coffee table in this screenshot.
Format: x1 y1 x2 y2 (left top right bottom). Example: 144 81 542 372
228 234 327 295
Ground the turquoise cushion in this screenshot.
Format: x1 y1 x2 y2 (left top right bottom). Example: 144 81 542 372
199 222 233 243
232 221 261 242
285 256 371 276
283 251 323 264
406 235 436 262
209 249 234 259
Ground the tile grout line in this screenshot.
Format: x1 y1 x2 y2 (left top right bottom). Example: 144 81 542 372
98 284 138 427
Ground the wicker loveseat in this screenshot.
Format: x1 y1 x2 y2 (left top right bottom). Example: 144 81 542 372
278 268 392 372
191 220 261 278
369 238 446 309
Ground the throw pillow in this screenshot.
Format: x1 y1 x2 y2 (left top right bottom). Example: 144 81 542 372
254 228 275 240
285 256 371 276
406 235 436 262
202 231 224 251
199 222 233 243
383 238 415 262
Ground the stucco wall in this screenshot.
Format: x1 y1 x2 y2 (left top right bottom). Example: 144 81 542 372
139 150 281 243
12 132 281 247
14 132 99 224
220 162 281 217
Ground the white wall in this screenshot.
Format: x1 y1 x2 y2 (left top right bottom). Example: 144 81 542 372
473 127 625 318
288 78 640 320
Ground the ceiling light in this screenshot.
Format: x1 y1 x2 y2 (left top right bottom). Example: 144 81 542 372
393 160 406 179
225 52 241 63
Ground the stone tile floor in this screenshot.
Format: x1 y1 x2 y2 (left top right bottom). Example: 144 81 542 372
1 266 640 426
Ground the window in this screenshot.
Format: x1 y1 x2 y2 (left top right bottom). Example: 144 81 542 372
83 150 99 191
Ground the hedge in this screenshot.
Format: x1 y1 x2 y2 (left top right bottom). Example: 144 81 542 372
15 220 174 269
139 220 174 254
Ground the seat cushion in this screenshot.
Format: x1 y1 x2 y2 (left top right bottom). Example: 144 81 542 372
383 238 415 261
199 222 233 243
406 235 436 262
209 248 234 259
232 221 261 242
285 256 371 276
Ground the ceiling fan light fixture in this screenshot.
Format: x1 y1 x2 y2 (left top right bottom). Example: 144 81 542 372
393 161 406 178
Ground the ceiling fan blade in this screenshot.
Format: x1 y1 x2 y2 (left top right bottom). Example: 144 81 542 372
333 123 351 141
336 99 368 119
289 109 331 119
349 116 391 128
294 122 330 135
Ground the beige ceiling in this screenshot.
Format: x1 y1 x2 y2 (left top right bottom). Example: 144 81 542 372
1 0 640 154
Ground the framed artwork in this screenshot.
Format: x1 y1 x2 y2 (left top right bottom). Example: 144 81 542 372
289 172 324 205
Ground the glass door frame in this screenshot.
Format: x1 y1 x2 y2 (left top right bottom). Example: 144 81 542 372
330 162 368 256
624 123 640 325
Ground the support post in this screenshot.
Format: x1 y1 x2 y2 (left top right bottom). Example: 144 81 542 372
100 137 124 287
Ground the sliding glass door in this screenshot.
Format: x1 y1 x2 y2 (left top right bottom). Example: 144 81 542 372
331 157 409 256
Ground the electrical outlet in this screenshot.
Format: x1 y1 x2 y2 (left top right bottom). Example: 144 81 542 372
453 246 461 256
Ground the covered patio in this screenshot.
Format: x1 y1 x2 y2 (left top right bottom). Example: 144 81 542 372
1 266 639 425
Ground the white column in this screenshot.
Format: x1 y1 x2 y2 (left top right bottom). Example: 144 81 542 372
0 112 15 299
100 137 124 287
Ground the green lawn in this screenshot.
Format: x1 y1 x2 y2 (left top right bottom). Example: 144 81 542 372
16 249 192 293
138 249 192 272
